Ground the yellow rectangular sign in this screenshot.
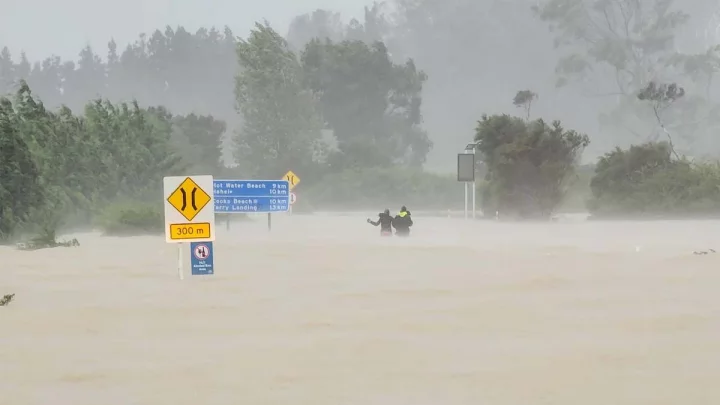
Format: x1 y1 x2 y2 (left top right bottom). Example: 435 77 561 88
169 222 211 240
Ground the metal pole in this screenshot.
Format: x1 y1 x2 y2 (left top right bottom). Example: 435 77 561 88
464 148 471 220
464 182 468 219
472 180 476 219
472 149 476 219
268 213 272 231
177 243 183 280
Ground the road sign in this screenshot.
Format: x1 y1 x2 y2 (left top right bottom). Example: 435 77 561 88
289 192 297 205
190 242 214 275
282 170 300 189
168 176 211 220
213 180 290 213
457 153 475 182
164 175 215 243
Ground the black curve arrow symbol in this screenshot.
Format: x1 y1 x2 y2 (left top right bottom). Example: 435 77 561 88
180 189 187 210
191 187 198 210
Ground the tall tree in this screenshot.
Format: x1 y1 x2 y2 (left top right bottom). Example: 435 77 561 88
233 22 325 178
301 38 431 168
0 95 43 241
0 26 238 119
0 47 15 95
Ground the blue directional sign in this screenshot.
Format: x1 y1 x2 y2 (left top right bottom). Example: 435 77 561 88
190 242 214 275
213 180 290 213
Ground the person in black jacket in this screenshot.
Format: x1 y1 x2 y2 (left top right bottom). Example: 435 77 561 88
392 206 413 236
367 209 394 236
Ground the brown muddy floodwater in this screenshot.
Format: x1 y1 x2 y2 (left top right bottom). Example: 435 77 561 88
1 213 720 404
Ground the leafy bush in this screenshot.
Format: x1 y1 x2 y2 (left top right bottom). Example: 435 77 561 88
97 202 164 236
587 142 720 218
0 82 188 241
474 114 590 219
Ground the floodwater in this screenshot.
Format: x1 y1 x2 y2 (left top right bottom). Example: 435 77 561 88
2 213 720 404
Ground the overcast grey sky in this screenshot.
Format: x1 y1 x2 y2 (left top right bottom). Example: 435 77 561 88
1 0 368 61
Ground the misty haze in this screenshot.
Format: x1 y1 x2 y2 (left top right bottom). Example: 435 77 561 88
2 0 720 403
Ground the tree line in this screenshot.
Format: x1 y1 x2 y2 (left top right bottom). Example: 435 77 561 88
3 0 720 162
0 18 451 241
3 0 720 241
1 82 186 240
0 26 238 120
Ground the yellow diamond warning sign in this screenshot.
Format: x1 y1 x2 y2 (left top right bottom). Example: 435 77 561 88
163 175 214 244
282 170 300 190
167 177 211 221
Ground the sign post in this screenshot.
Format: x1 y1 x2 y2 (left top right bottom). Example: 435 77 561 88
213 180 290 231
190 242 214 275
282 170 300 215
457 148 476 219
164 175 215 280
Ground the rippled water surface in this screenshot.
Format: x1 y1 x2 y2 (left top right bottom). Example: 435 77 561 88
2 214 720 404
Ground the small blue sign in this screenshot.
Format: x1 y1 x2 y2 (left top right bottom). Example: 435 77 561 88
213 180 290 213
190 242 214 275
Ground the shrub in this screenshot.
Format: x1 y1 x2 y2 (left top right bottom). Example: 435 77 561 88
474 114 590 219
587 142 720 218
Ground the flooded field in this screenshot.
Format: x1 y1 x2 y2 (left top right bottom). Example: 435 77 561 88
2 214 720 404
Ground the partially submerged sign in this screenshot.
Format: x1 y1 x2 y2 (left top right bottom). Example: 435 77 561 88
191 242 214 275
164 175 215 243
213 180 290 213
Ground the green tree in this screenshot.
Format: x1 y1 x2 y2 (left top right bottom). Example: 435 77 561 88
83 101 183 200
233 22 325 178
301 38 431 168
513 90 538 120
0 96 43 241
636 81 685 158
0 47 14 95
474 114 590 219
0 26 239 125
10 81 74 238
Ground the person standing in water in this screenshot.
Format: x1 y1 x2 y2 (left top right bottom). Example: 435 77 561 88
392 206 413 236
367 209 394 236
